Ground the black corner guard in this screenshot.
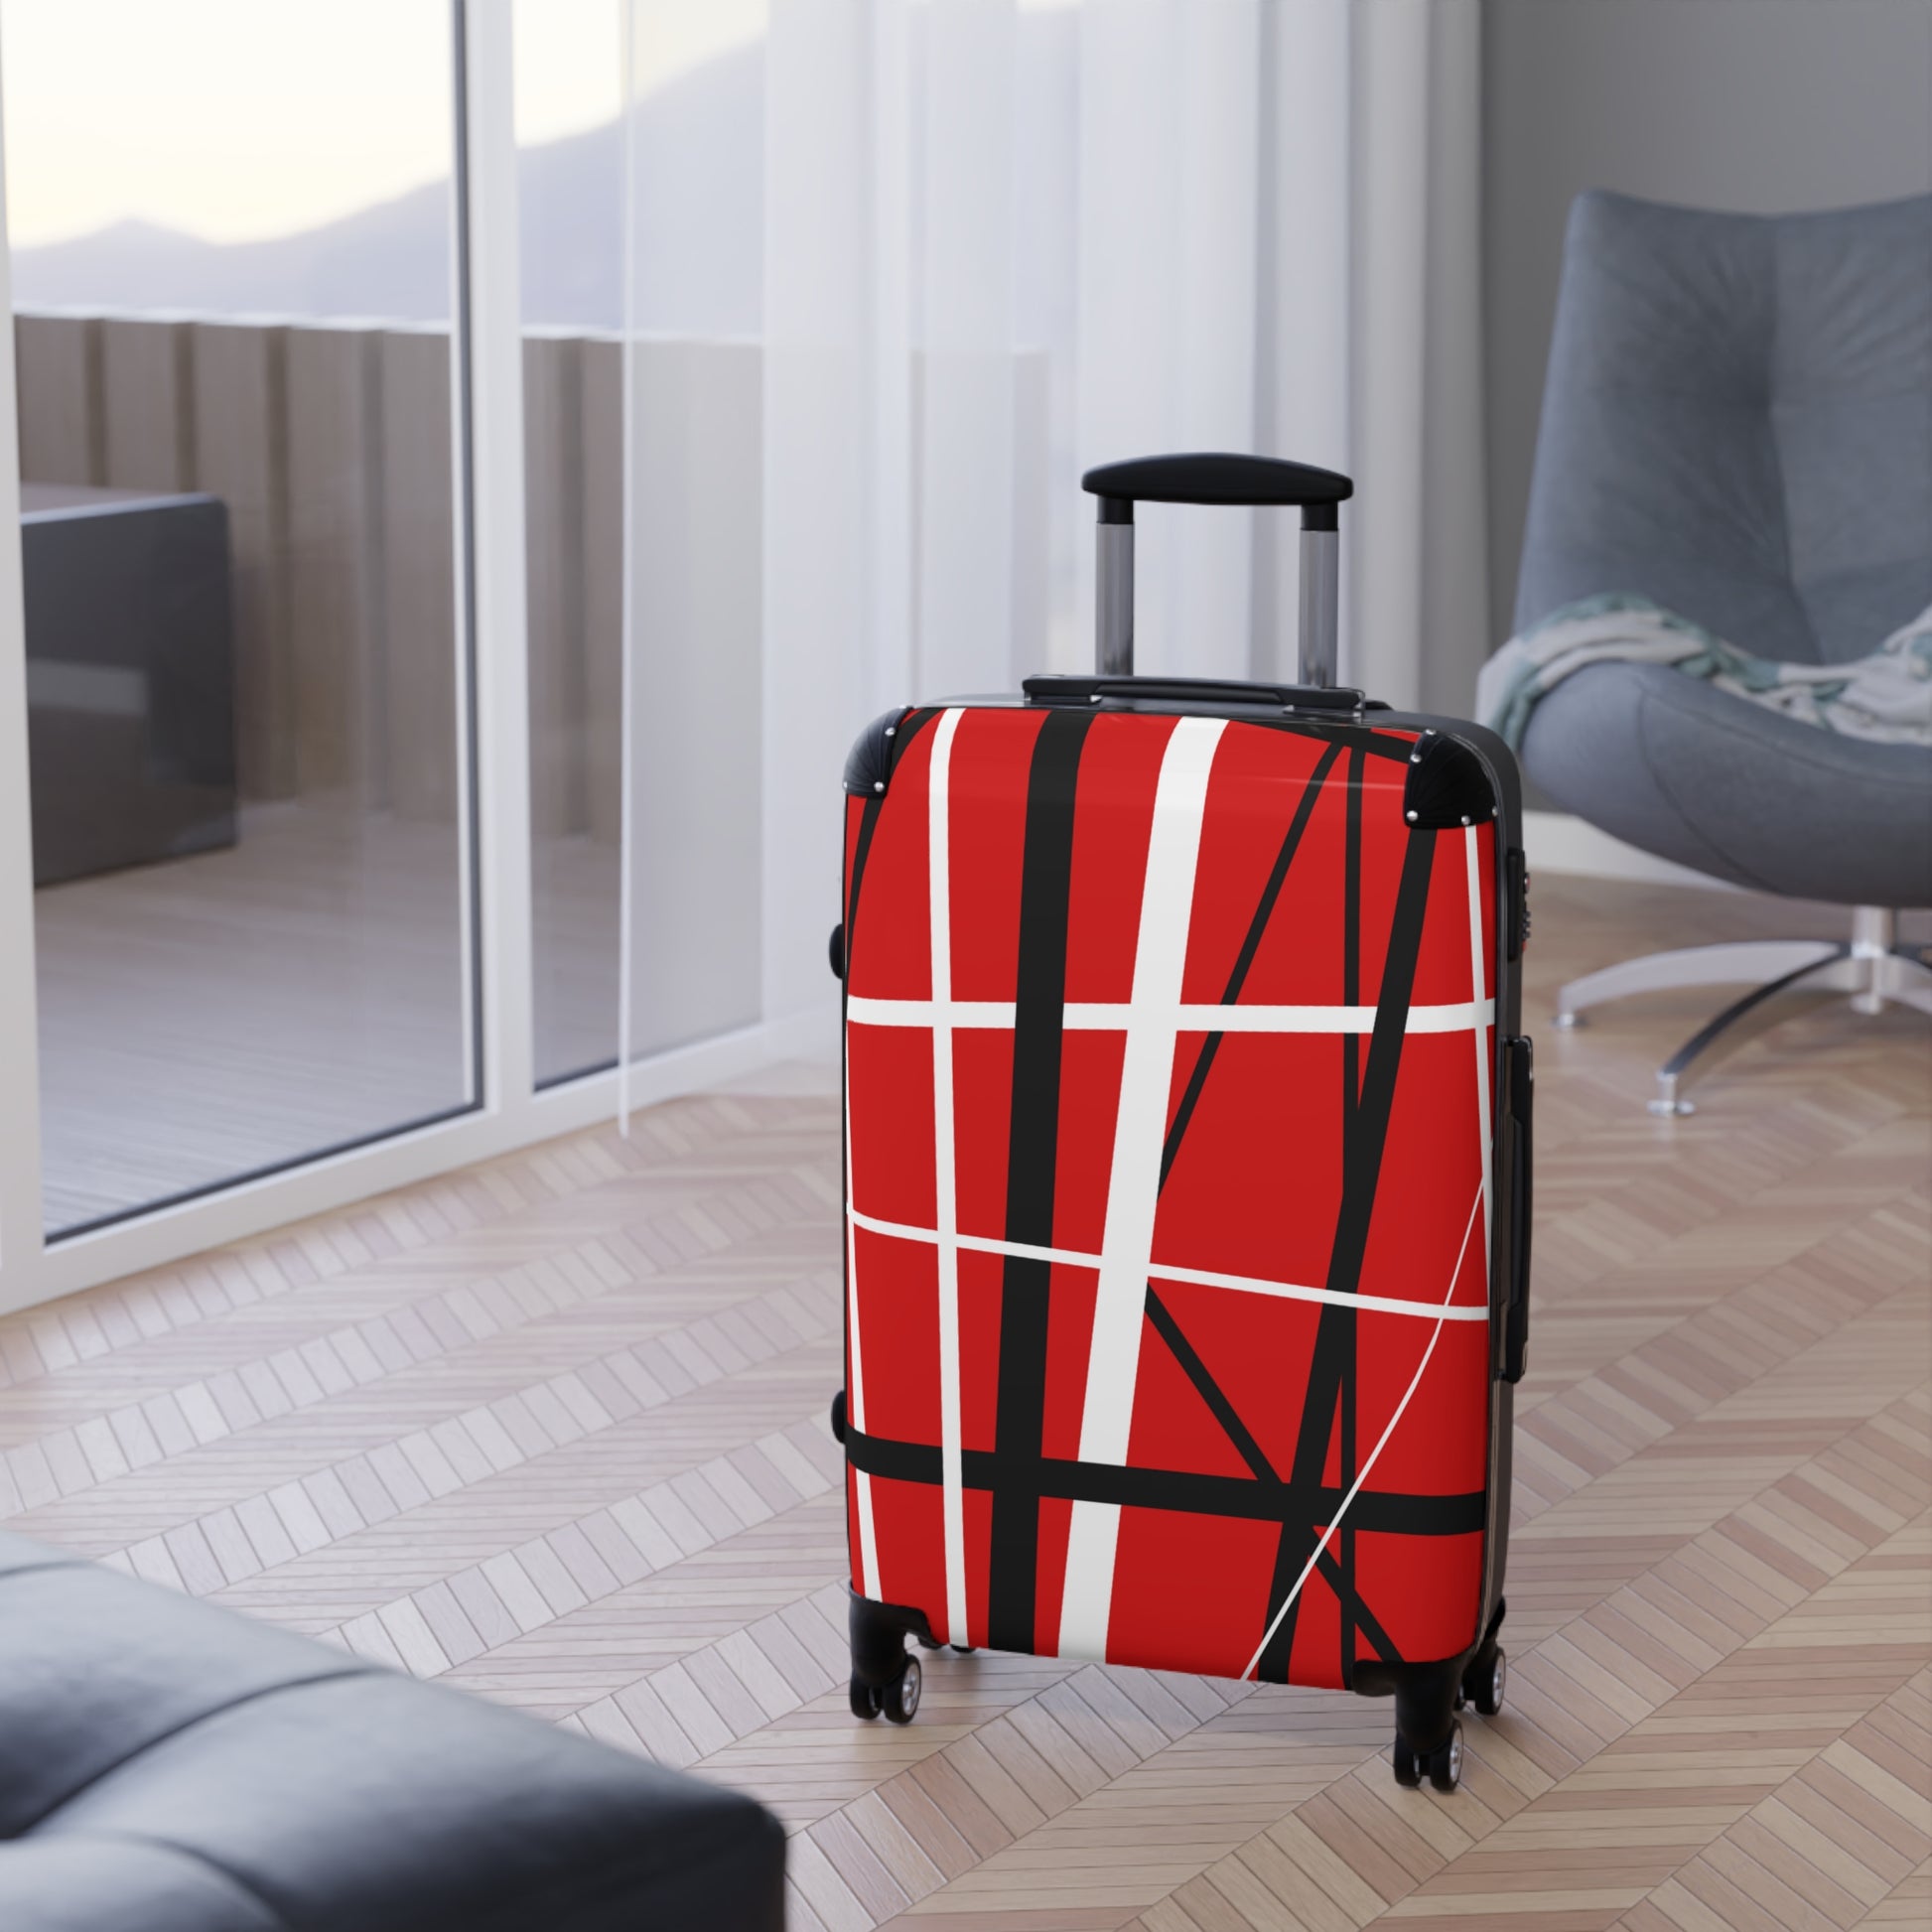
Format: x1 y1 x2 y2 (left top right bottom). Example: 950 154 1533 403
1402 730 1497 831
844 708 912 797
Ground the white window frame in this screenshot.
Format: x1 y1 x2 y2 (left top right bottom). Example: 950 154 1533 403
0 0 797 1316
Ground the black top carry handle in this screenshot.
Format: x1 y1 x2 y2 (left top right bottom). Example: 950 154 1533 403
1079 452 1353 683
1082 452 1353 528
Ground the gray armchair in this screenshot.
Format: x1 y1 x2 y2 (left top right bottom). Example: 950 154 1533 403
1516 188 1932 1112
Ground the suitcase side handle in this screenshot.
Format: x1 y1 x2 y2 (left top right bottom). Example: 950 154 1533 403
1080 453 1352 685
1500 1036 1533 1384
1023 674 1371 715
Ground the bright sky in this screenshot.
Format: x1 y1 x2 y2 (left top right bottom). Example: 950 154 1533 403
0 0 766 247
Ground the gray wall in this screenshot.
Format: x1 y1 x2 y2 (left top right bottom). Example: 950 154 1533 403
1482 0 1932 638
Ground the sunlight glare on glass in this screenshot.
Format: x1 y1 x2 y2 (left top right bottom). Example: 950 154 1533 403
0 0 463 246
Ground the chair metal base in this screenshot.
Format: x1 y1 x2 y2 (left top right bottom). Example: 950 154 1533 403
1555 907 1932 1115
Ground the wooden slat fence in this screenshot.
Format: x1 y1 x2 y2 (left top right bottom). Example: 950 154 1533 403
14 312 1047 853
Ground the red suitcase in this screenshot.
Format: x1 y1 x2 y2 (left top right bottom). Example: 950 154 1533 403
831 456 1530 1790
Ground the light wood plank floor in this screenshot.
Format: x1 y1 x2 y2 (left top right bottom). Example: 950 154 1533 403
2 874 1927 1932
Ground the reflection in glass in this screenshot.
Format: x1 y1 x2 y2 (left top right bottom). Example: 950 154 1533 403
515 0 624 1085
4 0 475 1233
515 0 769 1084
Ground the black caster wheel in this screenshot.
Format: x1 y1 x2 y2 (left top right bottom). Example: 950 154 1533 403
881 1656 921 1725
849 1675 880 1720
950 1644 976 1654
1462 1644 1506 1719
830 1390 847 1445
1393 1720 1464 1792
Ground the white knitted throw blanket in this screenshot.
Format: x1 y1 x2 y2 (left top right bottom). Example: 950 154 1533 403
1476 593 1932 752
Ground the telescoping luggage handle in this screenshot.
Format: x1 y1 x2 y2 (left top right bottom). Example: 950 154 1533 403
1081 451 1353 687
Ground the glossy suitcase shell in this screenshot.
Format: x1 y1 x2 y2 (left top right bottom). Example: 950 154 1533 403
833 457 1530 1787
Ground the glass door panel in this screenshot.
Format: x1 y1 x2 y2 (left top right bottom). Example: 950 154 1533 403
514 0 623 1085
2 0 477 1234
516 1 772 1086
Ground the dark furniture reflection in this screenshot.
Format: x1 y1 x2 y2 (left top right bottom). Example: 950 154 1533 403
21 482 237 887
0 1529 786 1931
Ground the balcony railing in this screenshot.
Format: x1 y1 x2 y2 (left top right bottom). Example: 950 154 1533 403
18 308 1052 859
14 308 641 844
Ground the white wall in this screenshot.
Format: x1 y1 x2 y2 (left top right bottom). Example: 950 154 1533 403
1482 0 1932 638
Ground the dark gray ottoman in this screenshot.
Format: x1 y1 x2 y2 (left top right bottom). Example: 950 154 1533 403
0 1531 783 1931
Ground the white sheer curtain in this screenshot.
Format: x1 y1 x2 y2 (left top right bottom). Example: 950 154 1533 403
617 0 1485 1095
1349 0 1489 718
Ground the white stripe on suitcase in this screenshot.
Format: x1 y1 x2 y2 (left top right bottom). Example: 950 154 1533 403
1240 1178 1484 1681
1464 826 1493 1278
1057 716 1225 1664
926 708 970 1648
845 1205 1490 1322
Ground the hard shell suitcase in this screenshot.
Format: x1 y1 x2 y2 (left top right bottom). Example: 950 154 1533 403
831 455 1531 1788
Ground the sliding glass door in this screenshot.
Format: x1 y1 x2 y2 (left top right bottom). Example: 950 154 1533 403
513 0 623 1087
2 0 478 1235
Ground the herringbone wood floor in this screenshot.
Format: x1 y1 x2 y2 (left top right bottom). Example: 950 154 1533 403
1 876 1927 1931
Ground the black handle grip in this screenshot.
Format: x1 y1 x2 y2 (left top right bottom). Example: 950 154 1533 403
1082 452 1354 529
1024 674 1370 714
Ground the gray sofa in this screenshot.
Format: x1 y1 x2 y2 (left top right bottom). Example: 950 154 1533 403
0 1530 785 1931
1517 189 1932 1110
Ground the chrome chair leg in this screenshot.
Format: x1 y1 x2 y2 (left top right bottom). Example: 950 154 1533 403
1880 946 1932 1019
1554 903 1926 1115
1646 947 1852 1116
1556 939 1846 1029
1849 906 1895 1017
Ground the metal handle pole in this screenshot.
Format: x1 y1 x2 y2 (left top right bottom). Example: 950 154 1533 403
1297 524 1338 688
1096 502 1134 676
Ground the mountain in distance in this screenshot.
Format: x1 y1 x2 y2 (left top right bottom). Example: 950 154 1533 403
11 10 1077 345
11 39 764 335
